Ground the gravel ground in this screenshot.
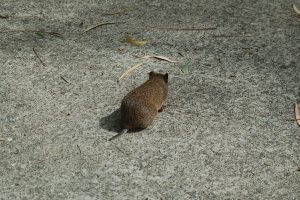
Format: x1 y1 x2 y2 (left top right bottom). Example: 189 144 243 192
0 0 300 199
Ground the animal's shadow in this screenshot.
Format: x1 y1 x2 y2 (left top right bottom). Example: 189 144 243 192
99 109 145 140
99 108 122 133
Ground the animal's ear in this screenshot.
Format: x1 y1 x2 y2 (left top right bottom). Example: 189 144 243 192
149 71 154 78
164 73 168 83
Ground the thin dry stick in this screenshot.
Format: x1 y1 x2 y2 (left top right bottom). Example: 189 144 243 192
0 29 62 37
103 11 123 15
141 55 179 63
113 145 129 156
32 48 46 67
212 34 254 38
108 132 124 141
293 4 300 15
118 62 143 81
103 11 129 16
60 76 69 83
84 22 117 33
294 103 300 127
76 144 82 155
0 138 5 141
103 7 136 16
0 15 8 19
148 26 217 31
46 32 62 37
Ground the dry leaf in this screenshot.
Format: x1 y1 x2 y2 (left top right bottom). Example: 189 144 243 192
180 61 190 73
35 32 45 39
118 62 143 81
294 103 300 127
141 56 179 63
293 4 300 15
127 38 147 46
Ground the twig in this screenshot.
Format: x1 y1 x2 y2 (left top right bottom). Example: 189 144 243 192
212 34 254 38
114 145 129 156
108 132 124 141
0 29 62 38
118 62 143 81
0 15 8 19
32 48 46 67
0 138 5 141
293 4 300 15
103 11 129 16
148 26 217 31
84 22 117 33
102 7 136 16
47 32 62 37
60 76 69 83
294 103 300 127
141 55 179 63
76 144 82 155
103 11 124 16
178 52 185 57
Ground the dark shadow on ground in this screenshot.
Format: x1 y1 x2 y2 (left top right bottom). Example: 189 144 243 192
99 108 121 133
99 109 145 140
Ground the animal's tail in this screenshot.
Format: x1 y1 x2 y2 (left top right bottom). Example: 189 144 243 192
108 129 128 141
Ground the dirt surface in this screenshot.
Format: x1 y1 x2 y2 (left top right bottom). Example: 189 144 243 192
1 0 300 199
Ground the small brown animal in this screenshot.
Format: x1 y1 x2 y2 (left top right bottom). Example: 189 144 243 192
109 71 168 141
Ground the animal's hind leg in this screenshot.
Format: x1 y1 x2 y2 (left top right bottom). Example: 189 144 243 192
139 108 157 128
158 105 166 112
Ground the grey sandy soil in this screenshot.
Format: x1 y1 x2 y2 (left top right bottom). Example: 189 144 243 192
0 0 300 199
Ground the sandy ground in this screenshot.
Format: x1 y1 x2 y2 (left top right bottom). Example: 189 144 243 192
0 0 300 199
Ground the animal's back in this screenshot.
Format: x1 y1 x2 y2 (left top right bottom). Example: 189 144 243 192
120 72 168 130
121 95 157 129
